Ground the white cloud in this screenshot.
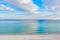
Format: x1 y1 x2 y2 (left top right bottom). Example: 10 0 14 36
0 0 57 19
42 0 60 12
3 0 39 14
0 4 55 19
39 0 60 19
0 4 15 11
42 0 60 13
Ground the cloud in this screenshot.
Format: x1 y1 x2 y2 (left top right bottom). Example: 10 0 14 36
0 4 55 19
0 4 15 11
42 0 60 13
0 0 57 19
3 0 39 14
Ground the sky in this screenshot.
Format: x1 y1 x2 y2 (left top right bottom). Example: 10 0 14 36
0 0 60 19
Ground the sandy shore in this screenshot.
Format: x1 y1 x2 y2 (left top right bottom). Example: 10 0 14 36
0 34 60 40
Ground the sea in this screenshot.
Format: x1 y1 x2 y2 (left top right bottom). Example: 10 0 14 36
0 19 60 34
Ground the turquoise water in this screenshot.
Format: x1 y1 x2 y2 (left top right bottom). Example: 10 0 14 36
0 19 60 34
38 20 60 34
0 20 29 34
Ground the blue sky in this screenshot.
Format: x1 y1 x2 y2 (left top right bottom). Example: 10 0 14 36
33 0 44 8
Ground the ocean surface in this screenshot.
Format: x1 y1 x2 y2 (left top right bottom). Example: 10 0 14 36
0 19 60 34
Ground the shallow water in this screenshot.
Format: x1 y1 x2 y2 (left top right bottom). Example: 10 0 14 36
0 19 60 34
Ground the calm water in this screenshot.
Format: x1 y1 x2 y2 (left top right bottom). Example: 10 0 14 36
0 19 60 34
